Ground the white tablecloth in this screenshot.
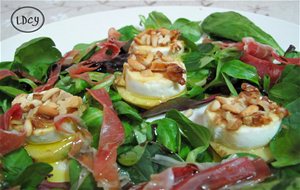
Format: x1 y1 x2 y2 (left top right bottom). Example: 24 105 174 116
1 0 299 40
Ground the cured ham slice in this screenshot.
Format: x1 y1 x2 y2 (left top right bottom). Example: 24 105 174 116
68 89 124 189
67 28 125 85
131 158 271 190
34 50 79 92
0 104 26 155
87 88 124 190
0 70 18 81
209 37 299 84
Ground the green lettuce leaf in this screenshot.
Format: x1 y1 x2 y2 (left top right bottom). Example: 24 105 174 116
113 101 143 122
1 148 33 185
140 11 172 29
201 11 284 54
69 159 96 190
221 59 260 85
118 142 182 184
55 75 89 95
11 163 52 189
1 148 52 189
151 118 181 152
72 42 97 63
12 37 62 81
269 65 300 105
118 25 141 41
166 110 211 149
140 11 201 42
171 18 201 42
270 97 300 168
81 107 103 148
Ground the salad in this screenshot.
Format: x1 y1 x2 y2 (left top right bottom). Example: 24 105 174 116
1 11 300 190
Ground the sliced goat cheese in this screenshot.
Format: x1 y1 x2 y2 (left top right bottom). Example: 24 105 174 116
202 83 288 150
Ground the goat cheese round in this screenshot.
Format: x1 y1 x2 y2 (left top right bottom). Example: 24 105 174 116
202 84 288 150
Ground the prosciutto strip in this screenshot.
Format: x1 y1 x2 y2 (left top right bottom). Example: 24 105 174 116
67 28 125 84
54 113 87 134
0 103 23 130
131 158 271 190
0 70 18 81
0 104 26 155
240 53 284 84
34 64 62 92
242 37 274 61
67 61 98 84
38 181 70 190
272 51 300 65
210 37 299 84
34 50 79 92
14 70 42 84
87 88 124 190
53 114 95 173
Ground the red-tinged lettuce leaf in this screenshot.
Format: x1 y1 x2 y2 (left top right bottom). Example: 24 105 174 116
141 96 216 118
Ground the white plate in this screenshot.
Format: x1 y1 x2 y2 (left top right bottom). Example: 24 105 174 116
1 6 300 61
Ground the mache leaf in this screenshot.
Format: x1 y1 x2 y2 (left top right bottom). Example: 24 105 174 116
0 85 27 97
171 18 201 42
119 142 182 184
2 148 33 185
166 110 211 149
113 101 143 122
221 59 259 85
11 163 52 188
151 118 181 152
140 11 172 29
81 107 103 148
69 159 97 190
56 75 89 95
118 25 141 41
269 65 300 105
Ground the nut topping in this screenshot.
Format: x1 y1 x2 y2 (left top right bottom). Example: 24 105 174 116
129 28 183 54
124 51 186 85
11 88 83 134
38 105 59 117
208 83 288 131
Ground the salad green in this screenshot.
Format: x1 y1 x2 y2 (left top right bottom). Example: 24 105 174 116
201 11 284 54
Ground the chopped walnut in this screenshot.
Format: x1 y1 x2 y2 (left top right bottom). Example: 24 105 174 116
11 88 83 136
208 83 288 131
123 51 186 85
129 28 183 54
